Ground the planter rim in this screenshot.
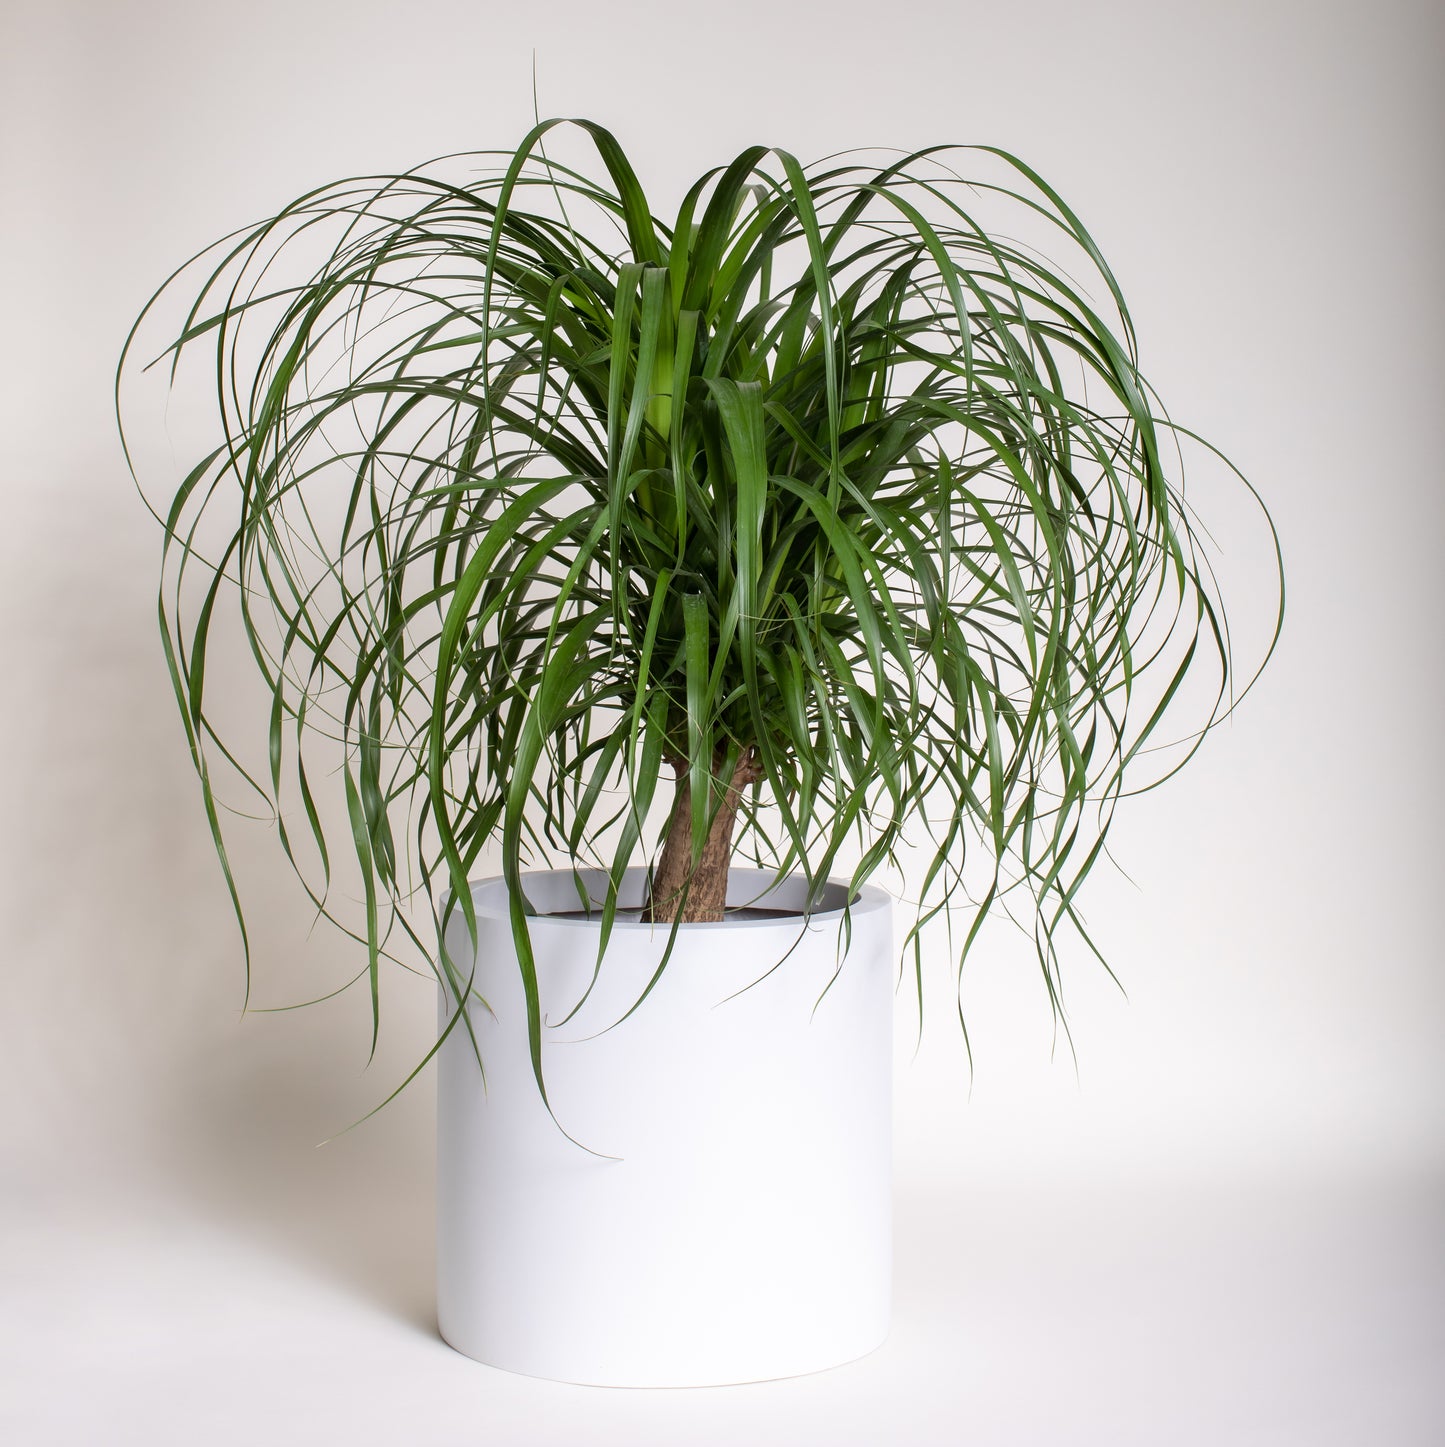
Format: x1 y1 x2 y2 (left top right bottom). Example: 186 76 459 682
440 865 890 933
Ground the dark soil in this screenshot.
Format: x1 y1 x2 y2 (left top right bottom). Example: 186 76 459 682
542 906 801 922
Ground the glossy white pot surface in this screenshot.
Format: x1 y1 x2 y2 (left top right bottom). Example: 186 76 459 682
436 867 893 1387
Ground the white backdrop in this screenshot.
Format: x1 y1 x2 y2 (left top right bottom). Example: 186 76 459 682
2 1 1441 1442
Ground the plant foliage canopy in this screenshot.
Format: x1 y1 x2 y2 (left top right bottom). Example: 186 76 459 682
119 119 1281 1102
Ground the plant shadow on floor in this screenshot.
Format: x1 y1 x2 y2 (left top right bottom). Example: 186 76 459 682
155 1029 441 1337
55 546 447 1341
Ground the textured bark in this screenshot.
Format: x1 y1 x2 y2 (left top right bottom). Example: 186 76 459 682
643 752 761 924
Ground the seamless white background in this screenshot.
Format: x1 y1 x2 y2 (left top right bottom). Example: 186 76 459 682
2 1 1441 1442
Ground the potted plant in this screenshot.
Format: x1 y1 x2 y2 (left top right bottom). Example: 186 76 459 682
119 119 1281 1387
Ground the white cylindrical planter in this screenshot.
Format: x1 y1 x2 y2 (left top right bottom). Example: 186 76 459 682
435 867 893 1387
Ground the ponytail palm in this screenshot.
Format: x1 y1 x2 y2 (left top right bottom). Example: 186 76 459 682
119 120 1281 1097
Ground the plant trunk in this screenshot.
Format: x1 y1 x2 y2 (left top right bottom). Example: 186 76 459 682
643 752 759 924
